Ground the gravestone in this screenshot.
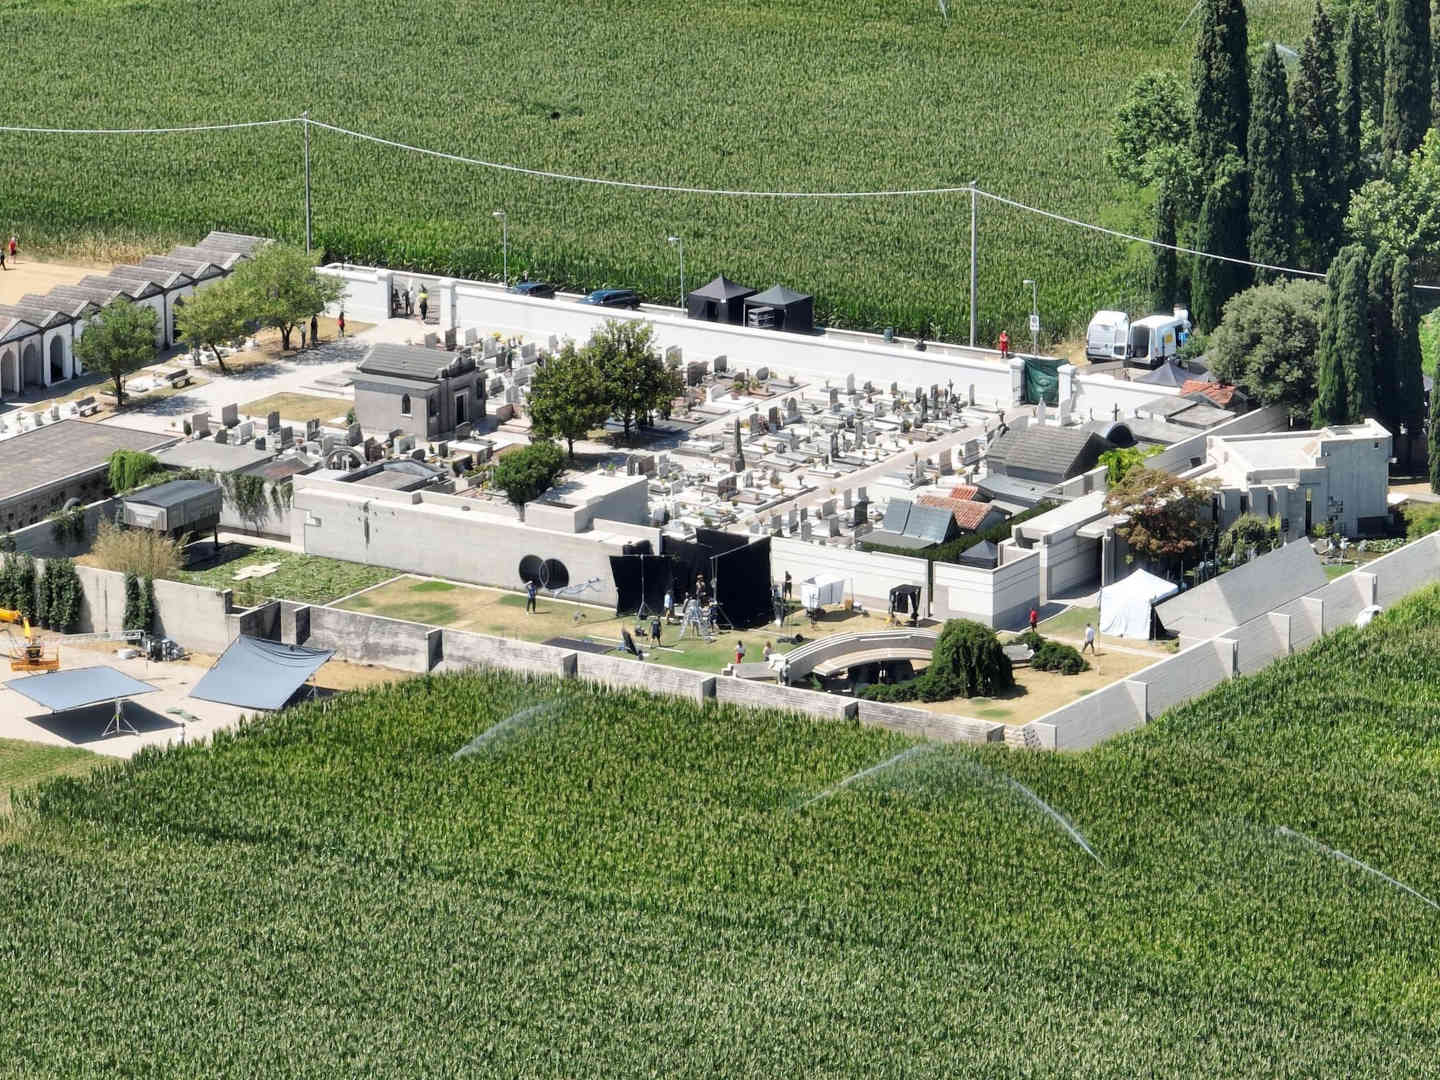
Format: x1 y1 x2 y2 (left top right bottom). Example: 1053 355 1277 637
278 425 294 448
221 403 238 427
851 500 869 526
799 506 808 521
749 413 766 436
856 485 867 502
768 405 781 429
213 428 228 445
235 420 255 443
828 387 839 409
787 507 799 531
347 422 363 446
826 515 842 537
712 355 727 374
937 447 952 474
754 365 769 381
412 448 426 462
845 372 855 393
189 411 211 436
800 520 813 541
266 410 281 433
785 397 799 420
830 433 840 458
463 328 478 346
686 361 707 386
820 498 836 518
252 436 266 451
454 421 472 441
306 418 320 440
769 513 783 533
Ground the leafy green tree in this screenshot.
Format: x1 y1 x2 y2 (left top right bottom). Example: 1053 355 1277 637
1429 354 1440 491
1383 0 1431 162
1392 254 1427 470
73 300 159 406
1291 1 1345 268
1345 129 1440 278
1107 71 1192 185
525 342 611 460
1191 0 1250 180
1190 153 1250 332
861 619 1014 702
107 450 164 494
1247 45 1294 279
0 531 15 554
1208 279 1327 420
41 558 82 634
491 439 567 510
1313 245 1374 425
228 243 346 351
1150 177 1180 311
586 320 682 439
176 281 248 373
1218 513 1281 563
1339 7 1367 192
1103 468 1217 568
1098 445 1161 485
123 571 143 632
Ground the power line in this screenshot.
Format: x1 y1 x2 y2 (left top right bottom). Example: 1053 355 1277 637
5 112 1439 290
0 117 301 135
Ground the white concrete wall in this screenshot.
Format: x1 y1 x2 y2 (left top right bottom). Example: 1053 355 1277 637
770 537 929 615
293 476 630 607
932 550 1038 626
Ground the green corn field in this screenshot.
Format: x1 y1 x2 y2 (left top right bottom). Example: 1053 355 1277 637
0 0 1312 343
4 581 1440 1074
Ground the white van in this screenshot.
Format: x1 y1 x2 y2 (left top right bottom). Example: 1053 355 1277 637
1085 310 1129 361
1127 308 1192 368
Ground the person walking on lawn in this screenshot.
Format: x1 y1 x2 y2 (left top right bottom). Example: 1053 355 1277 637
6 236 16 264
418 287 429 322
1082 622 1096 654
525 579 537 614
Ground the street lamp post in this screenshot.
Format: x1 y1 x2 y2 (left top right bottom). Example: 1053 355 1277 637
667 235 684 308
492 210 508 287
1022 278 1039 356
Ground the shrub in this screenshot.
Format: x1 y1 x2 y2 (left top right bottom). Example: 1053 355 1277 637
39 558 82 633
123 572 144 632
1218 514 1281 563
1031 639 1089 675
491 440 567 509
860 618 1013 702
48 505 88 547
1403 502 1440 540
91 519 184 580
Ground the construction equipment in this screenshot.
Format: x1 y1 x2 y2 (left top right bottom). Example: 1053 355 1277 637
2 608 61 673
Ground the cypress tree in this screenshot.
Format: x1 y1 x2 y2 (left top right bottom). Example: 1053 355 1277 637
1383 0 1432 162
1392 255 1427 470
1313 260 1349 427
1191 154 1251 332
1191 0 1251 179
1248 45 1294 279
1292 1 1345 268
1339 8 1366 191
1151 178 1179 311
1369 246 1399 435
1326 245 1378 423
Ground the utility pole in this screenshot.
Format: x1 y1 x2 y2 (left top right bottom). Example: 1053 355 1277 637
302 110 312 253
969 180 978 348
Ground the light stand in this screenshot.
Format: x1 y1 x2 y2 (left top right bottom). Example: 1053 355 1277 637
101 698 139 738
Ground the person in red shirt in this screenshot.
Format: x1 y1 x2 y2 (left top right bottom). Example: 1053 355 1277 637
999 330 1010 358
7 236 16 262
1028 607 1038 633
735 640 746 664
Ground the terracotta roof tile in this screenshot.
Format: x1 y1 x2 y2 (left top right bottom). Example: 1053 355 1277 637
1181 379 1241 406
917 494 999 531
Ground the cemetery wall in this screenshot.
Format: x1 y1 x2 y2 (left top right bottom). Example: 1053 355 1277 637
293 476 628 607
301 606 441 672
932 550 1039 627
769 537 929 615
853 699 1004 744
572 652 715 701
6 497 119 558
437 629 578 677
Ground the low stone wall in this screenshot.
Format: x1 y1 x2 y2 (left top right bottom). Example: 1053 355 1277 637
225 599 281 646
573 652 715 701
439 629 577 678
1027 680 1146 751
854 699 1003 744
301 606 441 672
8 497 119 559
712 675 858 720
67 563 234 655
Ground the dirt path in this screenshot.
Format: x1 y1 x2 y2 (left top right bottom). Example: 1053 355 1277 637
0 259 111 306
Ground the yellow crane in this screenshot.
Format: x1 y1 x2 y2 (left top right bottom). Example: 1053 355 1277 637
1 607 61 673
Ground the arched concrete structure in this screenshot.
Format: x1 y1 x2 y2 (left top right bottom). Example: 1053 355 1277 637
21 340 42 389
782 628 940 682
0 347 18 397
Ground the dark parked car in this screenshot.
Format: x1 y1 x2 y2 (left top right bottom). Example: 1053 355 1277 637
580 288 641 309
510 280 556 299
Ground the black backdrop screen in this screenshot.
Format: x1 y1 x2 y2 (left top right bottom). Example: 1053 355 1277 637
608 554 672 615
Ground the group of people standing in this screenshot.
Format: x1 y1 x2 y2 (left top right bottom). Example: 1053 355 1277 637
0 235 19 270
391 282 431 321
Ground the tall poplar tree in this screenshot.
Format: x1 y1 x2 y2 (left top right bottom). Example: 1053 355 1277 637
1191 0 1251 180
1392 254 1427 469
1248 45 1294 278
1191 154 1251 332
1339 8 1367 192
1368 245 1398 435
1313 247 1369 426
1151 178 1179 311
1383 0 1432 162
1292 1 1345 268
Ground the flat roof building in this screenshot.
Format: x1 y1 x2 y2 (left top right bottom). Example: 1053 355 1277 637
0 420 176 530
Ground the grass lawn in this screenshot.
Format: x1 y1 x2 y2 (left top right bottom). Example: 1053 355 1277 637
340 575 895 672
240 391 354 425
1036 605 1098 636
0 738 100 817
177 544 396 606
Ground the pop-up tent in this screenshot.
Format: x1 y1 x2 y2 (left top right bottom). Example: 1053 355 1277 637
888 584 923 623
686 275 756 324
742 285 814 333
1098 568 1179 639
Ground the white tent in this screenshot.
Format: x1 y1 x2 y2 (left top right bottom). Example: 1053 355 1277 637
1098 568 1179 639
799 573 847 612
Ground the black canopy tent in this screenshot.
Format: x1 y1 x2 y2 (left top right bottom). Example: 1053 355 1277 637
686 275 757 325
742 285 814 333
888 584 923 624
